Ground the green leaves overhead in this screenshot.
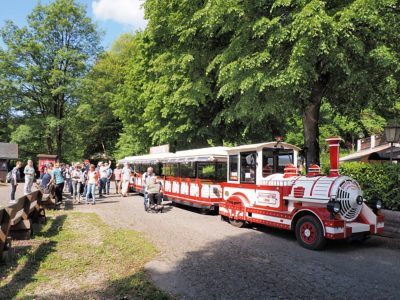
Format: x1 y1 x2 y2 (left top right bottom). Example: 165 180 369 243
2 0 399 163
0 0 102 160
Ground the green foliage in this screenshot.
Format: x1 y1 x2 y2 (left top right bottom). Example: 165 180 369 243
0 211 168 298
340 162 400 210
109 0 400 160
192 0 400 162
2 0 400 164
0 0 102 160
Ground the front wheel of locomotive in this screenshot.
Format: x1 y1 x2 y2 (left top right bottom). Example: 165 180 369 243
295 215 326 250
228 218 246 228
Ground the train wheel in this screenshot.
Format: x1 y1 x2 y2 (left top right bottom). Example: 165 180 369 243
199 207 209 215
295 215 326 250
229 218 246 228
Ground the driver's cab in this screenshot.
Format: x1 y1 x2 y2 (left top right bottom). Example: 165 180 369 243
226 142 300 186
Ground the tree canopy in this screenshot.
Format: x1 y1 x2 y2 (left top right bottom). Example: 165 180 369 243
1 0 399 165
0 0 102 160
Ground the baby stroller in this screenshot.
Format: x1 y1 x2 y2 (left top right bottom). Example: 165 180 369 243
144 191 164 213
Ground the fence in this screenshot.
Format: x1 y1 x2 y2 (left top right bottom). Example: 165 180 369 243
0 190 45 259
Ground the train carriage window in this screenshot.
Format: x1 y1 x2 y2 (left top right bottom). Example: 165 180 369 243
240 152 257 184
262 148 294 175
216 162 227 181
198 163 215 180
229 155 238 181
151 163 162 176
262 150 274 177
198 162 227 181
180 162 196 178
277 152 293 173
163 163 178 177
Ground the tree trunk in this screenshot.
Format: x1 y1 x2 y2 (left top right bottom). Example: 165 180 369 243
301 74 329 168
46 137 53 154
56 126 63 159
302 97 321 167
54 94 64 159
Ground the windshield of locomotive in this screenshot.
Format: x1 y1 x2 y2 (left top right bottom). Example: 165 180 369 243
262 148 294 176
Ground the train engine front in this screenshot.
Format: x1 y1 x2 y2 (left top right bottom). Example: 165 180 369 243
285 138 384 249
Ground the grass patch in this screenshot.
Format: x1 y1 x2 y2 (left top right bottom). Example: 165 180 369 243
0 211 171 299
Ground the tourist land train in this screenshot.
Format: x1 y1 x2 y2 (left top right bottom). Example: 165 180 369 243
120 137 384 250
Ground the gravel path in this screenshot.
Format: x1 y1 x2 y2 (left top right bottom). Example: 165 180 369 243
2 184 400 299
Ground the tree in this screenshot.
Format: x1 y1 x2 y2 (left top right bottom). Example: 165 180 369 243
0 0 102 159
112 0 290 158
194 0 400 164
71 34 137 160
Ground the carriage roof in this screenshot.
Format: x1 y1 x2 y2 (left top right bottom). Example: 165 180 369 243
165 146 229 163
226 142 301 153
120 146 229 164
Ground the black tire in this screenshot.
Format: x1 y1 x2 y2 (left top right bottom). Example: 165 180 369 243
295 215 326 250
229 218 246 228
199 207 209 215
221 215 229 222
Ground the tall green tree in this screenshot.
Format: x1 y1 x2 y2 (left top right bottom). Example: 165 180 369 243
0 0 102 159
194 0 400 164
72 34 137 160
112 0 290 158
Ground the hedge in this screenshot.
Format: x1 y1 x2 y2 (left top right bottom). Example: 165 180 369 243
339 162 400 210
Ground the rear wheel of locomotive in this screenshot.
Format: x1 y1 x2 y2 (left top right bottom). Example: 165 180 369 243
295 215 326 250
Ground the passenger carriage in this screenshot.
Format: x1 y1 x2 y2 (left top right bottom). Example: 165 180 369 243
122 147 229 211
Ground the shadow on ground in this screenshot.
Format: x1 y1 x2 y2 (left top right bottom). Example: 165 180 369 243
0 214 67 298
4 217 399 299
145 227 399 299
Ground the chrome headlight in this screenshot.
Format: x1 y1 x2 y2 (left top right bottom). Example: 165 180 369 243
375 199 382 210
369 198 383 210
327 201 341 214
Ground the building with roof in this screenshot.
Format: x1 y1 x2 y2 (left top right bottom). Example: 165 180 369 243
0 142 18 182
340 134 400 163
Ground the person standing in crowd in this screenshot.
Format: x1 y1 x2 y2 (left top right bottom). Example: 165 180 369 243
113 164 122 195
23 159 36 195
85 164 98 205
9 161 22 204
121 162 132 197
106 162 113 195
71 163 83 204
46 162 54 177
63 163 72 193
99 161 111 197
40 168 52 193
82 159 90 196
98 162 106 197
51 163 65 205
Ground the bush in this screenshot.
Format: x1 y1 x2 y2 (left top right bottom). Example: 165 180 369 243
339 162 400 210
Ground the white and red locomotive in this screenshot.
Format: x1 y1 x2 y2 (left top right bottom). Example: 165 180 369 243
121 137 384 250
219 137 384 249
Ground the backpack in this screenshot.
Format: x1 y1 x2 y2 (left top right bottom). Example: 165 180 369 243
6 171 12 183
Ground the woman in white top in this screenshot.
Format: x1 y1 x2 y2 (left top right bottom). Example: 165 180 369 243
121 163 132 197
23 160 36 195
85 164 98 205
71 163 83 203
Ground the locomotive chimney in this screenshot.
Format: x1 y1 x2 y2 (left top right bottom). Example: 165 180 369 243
326 137 341 177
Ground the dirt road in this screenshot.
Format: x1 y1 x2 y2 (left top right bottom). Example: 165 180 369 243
2 185 400 299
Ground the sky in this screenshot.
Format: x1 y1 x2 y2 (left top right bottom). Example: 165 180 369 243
0 0 147 49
